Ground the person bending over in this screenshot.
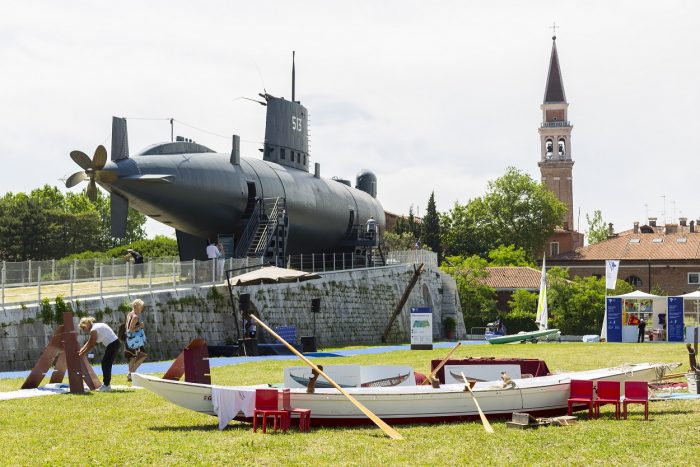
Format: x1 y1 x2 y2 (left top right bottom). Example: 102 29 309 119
79 316 120 392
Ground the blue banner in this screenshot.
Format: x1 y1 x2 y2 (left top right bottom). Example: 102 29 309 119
667 297 684 342
606 298 623 342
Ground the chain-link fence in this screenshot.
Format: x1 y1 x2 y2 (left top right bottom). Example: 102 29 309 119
0 250 436 306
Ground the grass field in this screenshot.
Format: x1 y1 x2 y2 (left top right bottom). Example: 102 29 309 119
0 342 697 466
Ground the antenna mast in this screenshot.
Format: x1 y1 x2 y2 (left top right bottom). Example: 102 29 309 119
292 51 296 102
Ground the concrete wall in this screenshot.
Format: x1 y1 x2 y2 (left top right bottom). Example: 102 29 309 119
0 264 463 372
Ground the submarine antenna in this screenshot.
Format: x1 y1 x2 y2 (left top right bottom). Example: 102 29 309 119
292 50 296 103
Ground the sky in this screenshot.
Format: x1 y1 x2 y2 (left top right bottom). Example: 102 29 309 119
1 1 699 240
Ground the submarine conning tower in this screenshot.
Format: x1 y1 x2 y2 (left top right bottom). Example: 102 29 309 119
262 95 310 172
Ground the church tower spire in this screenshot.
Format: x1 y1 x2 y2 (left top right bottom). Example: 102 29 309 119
538 35 575 232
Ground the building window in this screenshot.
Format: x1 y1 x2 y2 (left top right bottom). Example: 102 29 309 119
627 275 643 287
550 242 559 256
280 148 286 160
303 154 307 165
689 273 700 285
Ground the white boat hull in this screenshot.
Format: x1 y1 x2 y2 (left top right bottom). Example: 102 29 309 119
133 362 675 426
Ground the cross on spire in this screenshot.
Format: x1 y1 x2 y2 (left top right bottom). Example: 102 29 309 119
551 22 558 39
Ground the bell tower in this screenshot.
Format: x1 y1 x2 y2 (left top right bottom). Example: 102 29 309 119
538 35 574 231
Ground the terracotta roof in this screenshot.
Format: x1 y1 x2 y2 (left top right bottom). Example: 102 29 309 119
552 229 700 261
544 38 566 103
482 267 542 290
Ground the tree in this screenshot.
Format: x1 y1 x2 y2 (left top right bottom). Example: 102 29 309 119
440 202 491 258
487 245 535 267
0 185 147 261
421 191 441 261
382 231 418 252
440 167 566 258
585 210 608 245
546 266 633 334
441 255 497 329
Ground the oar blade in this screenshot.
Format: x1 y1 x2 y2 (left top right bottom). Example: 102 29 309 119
461 372 495 434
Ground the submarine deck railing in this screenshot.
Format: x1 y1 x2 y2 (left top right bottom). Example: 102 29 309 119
0 249 437 307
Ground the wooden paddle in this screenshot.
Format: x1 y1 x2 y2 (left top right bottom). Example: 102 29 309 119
421 341 462 385
250 314 403 440
461 372 494 434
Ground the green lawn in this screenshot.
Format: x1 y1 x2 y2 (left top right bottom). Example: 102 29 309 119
0 343 697 466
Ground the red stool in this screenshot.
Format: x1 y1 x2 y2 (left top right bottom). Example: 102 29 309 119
623 381 649 420
282 388 311 432
253 388 289 433
594 381 621 419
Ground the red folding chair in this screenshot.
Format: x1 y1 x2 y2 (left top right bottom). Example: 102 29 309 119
567 379 594 418
623 381 649 420
253 388 289 433
282 388 312 432
594 381 621 419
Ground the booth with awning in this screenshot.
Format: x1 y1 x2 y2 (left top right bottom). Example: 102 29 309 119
604 290 699 343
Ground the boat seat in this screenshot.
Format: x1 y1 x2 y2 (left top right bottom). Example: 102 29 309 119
623 381 649 420
567 379 594 418
594 381 621 419
253 388 289 433
282 388 311 432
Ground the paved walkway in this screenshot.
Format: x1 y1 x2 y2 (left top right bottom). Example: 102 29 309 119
0 340 485 380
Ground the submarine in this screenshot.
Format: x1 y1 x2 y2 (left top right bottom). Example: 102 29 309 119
65 58 385 262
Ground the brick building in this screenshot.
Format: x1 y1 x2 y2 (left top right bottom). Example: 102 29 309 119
548 218 700 296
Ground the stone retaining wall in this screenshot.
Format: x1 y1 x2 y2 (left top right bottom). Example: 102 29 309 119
0 265 462 372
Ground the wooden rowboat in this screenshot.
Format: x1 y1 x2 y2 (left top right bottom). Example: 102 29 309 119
133 361 677 427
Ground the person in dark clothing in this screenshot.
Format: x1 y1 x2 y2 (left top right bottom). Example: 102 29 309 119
125 249 145 278
637 318 646 343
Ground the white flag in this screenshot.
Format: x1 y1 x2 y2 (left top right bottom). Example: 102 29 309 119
605 260 620 290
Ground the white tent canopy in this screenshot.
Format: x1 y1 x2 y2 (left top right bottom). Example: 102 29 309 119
609 291 661 299
679 290 700 299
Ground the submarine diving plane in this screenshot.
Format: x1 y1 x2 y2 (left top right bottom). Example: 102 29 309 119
65 60 385 262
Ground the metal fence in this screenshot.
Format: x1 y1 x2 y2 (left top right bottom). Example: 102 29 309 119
0 249 437 306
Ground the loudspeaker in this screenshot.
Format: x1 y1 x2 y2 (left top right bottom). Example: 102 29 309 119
301 336 316 353
311 298 321 313
239 293 250 312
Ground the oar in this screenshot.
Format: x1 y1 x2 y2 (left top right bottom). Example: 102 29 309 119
461 372 494 434
250 314 403 440
421 341 462 385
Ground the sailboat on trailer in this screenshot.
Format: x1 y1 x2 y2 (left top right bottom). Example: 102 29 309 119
487 255 560 344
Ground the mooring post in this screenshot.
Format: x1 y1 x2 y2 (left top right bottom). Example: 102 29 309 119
37 266 41 304
312 254 315 273
125 262 130 296
51 259 55 281
99 264 103 298
172 259 176 288
149 260 153 289
1 266 5 306
211 258 215 285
